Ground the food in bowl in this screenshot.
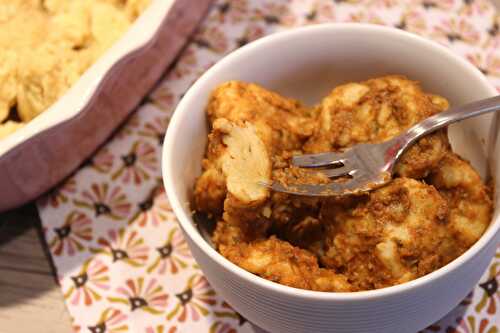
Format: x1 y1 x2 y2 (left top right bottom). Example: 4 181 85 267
192 75 492 292
0 0 150 139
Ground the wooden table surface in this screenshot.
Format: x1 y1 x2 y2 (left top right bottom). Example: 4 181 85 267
0 204 72 333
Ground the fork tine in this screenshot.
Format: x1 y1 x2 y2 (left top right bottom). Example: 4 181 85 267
269 179 354 196
267 170 390 197
292 151 347 168
320 165 353 178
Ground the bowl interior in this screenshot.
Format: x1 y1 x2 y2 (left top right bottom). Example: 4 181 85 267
164 25 500 288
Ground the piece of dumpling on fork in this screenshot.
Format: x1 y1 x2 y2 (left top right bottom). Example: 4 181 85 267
193 80 315 218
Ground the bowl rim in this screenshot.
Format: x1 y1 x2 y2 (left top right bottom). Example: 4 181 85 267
163 23 500 301
0 0 174 157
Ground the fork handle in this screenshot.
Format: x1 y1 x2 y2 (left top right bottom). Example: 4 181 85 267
402 94 500 147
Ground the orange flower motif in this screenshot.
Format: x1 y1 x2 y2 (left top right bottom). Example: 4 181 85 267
91 228 149 267
88 308 128 333
40 177 77 208
409 0 456 11
149 85 176 114
108 277 169 315
130 185 175 227
421 324 442 332
304 1 335 24
115 113 142 139
69 315 81 333
367 0 399 7
453 316 498 333
49 211 92 256
89 147 115 174
209 321 238 333
145 325 177 333
467 49 500 77
332 0 364 3
235 24 266 47
193 26 229 54
346 10 385 25
397 10 428 35
138 116 171 146
147 227 192 274
214 301 247 327
483 15 499 51
172 47 198 79
433 17 481 45
167 275 217 322
475 262 499 315
459 291 475 307
112 141 158 185
253 3 296 27
210 0 248 23
64 258 110 306
460 0 493 17
74 183 132 220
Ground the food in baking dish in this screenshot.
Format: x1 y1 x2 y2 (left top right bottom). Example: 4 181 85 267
193 76 492 292
0 0 150 139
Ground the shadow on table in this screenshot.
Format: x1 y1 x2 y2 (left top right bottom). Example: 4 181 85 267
0 203 60 308
0 204 39 244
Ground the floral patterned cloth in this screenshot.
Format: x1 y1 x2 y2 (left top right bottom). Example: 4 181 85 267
37 1 500 332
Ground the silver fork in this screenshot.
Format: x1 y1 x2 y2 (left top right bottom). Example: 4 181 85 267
268 95 500 196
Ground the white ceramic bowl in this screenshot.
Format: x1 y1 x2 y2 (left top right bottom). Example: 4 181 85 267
163 24 500 333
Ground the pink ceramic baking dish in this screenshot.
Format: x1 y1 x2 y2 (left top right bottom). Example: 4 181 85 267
0 0 212 212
